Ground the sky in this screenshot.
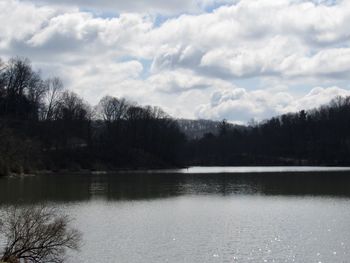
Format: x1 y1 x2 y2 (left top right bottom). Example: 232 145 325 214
1 0 350 123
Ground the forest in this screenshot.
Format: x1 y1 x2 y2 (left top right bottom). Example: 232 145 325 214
186 99 350 166
1 56 350 176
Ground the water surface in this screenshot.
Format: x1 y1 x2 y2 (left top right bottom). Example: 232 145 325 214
1 167 350 262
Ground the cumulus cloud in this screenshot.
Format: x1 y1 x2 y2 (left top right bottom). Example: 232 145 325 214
0 0 57 49
20 0 238 15
147 69 237 93
17 11 152 59
284 86 350 112
1 0 350 122
281 48 350 79
47 58 146 104
149 0 350 80
196 86 350 123
4 0 350 77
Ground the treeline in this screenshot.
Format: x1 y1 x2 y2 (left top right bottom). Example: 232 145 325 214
186 97 350 166
0 57 185 175
1 56 350 176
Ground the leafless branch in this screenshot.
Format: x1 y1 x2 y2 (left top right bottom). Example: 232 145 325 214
0 205 81 263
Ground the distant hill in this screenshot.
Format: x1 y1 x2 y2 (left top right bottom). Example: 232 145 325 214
176 119 244 139
183 96 350 166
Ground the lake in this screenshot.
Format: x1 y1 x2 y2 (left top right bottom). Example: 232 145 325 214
1 167 350 262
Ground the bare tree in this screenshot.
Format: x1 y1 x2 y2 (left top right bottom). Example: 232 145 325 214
0 58 6 74
97 96 129 122
55 91 89 121
41 77 64 121
0 205 81 263
3 57 33 98
0 57 46 119
0 58 6 97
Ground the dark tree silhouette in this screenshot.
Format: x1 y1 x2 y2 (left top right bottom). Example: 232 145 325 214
185 96 350 166
97 95 128 123
0 205 81 263
0 57 45 120
1 55 350 172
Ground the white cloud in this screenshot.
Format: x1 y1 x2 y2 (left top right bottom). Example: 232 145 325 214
281 48 350 79
0 0 57 49
143 0 350 84
1 0 350 122
54 59 145 104
24 12 153 59
284 86 350 112
196 86 350 123
20 0 238 15
147 69 232 93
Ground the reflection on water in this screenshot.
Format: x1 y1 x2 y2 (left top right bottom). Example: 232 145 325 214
64 196 350 263
1 170 350 203
1 168 350 263
159 166 350 174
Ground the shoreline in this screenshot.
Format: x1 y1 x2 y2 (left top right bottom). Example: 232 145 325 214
3 165 350 178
